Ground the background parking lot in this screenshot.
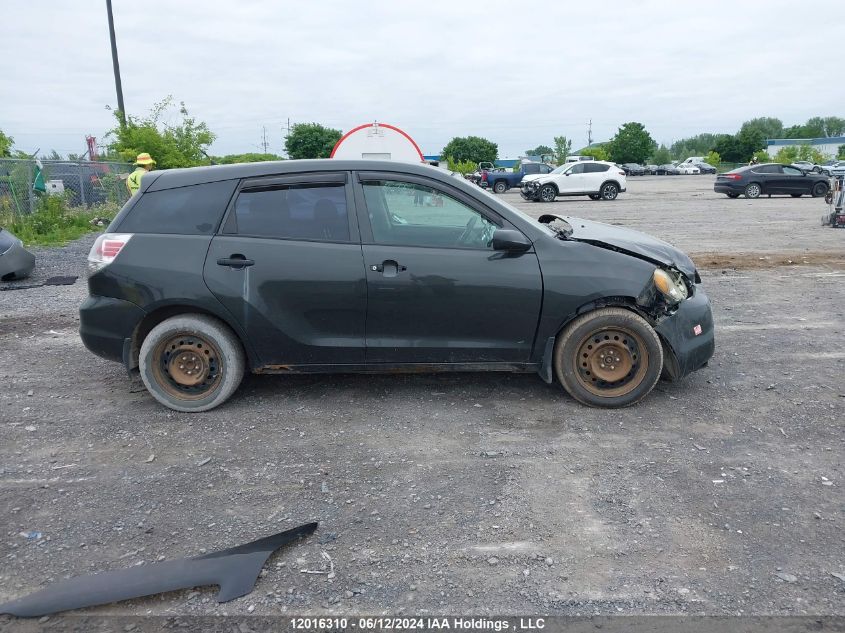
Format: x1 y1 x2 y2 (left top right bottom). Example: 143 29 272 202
1 175 843 616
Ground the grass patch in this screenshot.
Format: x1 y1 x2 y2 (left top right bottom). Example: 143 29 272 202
0 195 120 247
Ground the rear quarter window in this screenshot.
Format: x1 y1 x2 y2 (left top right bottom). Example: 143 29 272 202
116 180 237 235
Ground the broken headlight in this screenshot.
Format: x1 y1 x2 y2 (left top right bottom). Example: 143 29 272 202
652 268 688 304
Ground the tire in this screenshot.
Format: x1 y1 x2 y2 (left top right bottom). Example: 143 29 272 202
744 183 761 199
811 182 828 198
600 182 619 200
493 181 507 194
588 194 601 200
726 192 740 198
139 314 245 412
790 193 802 198
553 307 663 408
539 184 557 202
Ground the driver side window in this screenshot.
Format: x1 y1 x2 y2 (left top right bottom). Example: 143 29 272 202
362 180 499 249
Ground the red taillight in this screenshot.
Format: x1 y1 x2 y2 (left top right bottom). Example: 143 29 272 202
723 174 742 180
88 233 133 272
101 240 125 258
481 171 488 182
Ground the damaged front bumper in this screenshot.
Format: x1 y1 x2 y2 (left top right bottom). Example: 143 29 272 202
654 287 715 380
520 181 541 200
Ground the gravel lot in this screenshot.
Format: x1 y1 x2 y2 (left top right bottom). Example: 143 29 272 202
1 175 843 617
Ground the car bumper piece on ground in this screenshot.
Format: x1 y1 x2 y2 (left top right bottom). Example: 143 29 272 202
0 233 36 281
79 295 146 364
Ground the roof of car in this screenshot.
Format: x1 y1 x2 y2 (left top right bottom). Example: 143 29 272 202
144 159 455 192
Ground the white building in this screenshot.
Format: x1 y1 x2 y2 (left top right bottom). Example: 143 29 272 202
330 122 425 163
765 136 845 158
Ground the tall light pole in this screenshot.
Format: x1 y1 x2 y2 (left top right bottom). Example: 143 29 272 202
106 0 126 127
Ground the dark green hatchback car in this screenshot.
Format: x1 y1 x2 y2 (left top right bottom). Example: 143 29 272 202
80 160 714 412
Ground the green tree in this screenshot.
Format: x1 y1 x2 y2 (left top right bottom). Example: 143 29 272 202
525 144 553 157
446 158 477 175
713 134 745 162
669 133 718 160
752 150 770 164
441 136 498 164
553 136 572 164
285 123 342 159
651 145 672 165
0 129 13 157
607 122 656 164
704 150 721 167
773 145 829 164
106 97 215 169
739 117 783 141
215 153 284 164
579 145 609 161
838 145 845 159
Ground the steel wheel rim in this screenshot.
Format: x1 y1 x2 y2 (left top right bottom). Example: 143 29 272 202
603 184 618 199
573 327 648 397
541 186 555 201
152 332 223 400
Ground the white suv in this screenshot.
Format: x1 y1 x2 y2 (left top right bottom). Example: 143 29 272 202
519 160 627 202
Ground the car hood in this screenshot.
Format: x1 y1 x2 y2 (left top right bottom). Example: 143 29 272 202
521 174 544 183
539 215 697 278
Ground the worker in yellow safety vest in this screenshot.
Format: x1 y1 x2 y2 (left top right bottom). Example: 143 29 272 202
126 153 156 195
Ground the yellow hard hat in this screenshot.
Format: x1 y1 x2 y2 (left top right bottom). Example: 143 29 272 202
134 152 156 166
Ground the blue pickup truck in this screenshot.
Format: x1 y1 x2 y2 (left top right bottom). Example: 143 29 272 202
480 162 555 193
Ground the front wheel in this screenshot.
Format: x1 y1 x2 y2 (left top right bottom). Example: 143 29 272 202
811 182 828 198
790 193 802 198
539 184 557 202
726 192 740 198
493 181 507 194
139 314 245 412
588 194 601 200
744 183 761 199
554 307 663 408
600 182 619 200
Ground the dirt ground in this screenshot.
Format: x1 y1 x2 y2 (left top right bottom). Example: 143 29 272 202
0 175 843 618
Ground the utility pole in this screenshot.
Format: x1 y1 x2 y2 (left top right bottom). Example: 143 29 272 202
282 118 291 157
587 119 593 147
261 126 269 154
105 0 126 128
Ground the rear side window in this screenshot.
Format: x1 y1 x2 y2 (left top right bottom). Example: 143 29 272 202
584 163 609 173
233 183 349 241
117 180 236 234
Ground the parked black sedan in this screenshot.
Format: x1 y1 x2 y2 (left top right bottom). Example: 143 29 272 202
714 163 829 199
693 162 717 175
79 159 714 412
621 163 646 176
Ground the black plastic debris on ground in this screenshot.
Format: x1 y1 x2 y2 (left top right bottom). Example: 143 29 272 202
0 275 78 291
0 522 318 617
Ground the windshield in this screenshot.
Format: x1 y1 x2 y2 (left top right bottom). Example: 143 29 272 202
550 164 570 175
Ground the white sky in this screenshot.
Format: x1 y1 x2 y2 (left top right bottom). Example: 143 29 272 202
1 0 842 159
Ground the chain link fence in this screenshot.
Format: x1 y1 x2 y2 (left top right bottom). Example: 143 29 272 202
0 158 133 214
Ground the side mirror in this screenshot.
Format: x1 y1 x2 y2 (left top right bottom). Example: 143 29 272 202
491 229 531 252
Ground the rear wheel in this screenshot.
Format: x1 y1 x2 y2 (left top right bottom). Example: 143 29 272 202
744 183 761 199
811 182 828 198
493 181 507 194
600 182 619 200
539 184 557 202
553 307 663 408
139 314 245 412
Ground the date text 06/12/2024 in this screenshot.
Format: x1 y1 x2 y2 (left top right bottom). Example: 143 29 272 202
290 617 546 631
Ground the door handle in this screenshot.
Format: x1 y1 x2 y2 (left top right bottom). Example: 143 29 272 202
217 254 255 269
370 260 406 277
